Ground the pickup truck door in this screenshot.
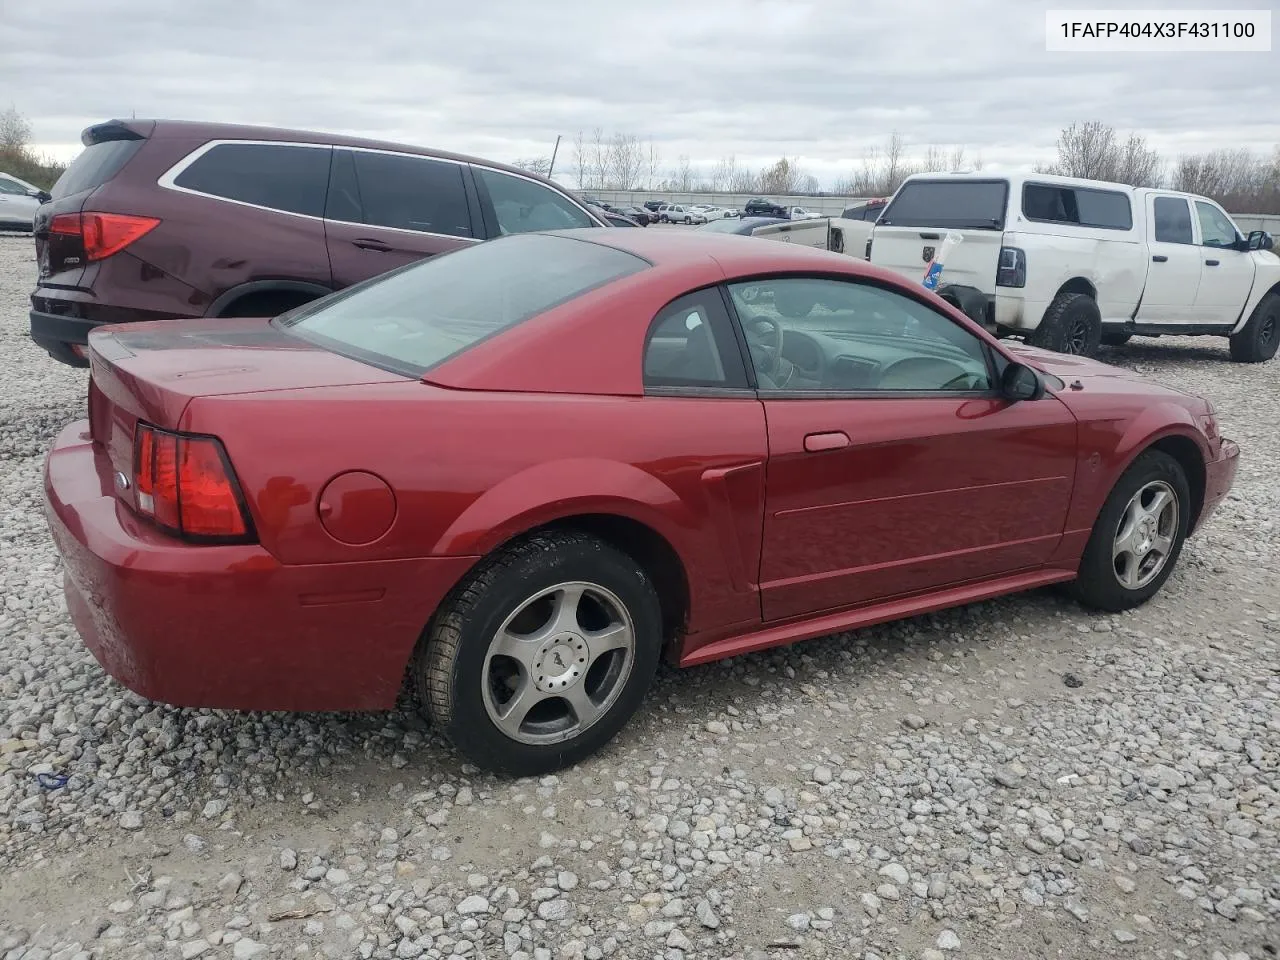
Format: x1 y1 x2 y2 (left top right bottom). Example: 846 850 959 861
1191 199 1256 325
1136 194 1203 323
751 218 833 250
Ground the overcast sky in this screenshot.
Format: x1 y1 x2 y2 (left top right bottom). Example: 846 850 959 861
4 0 1275 188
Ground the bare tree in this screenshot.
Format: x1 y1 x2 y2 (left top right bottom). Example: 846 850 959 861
606 133 645 190
758 157 807 194
709 155 737 191
0 106 32 152
729 165 759 193
1173 147 1280 213
921 144 947 173
1040 121 1163 186
572 131 588 190
949 145 967 171
670 155 695 192
513 157 552 177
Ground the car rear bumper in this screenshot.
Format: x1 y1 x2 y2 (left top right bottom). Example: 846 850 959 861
44 420 478 712
30 309 102 366
1195 437 1239 533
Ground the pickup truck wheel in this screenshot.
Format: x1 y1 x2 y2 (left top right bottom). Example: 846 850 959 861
1029 292 1102 357
1072 450 1190 613
1101 331 1132 347
1229 292 1280 363
415 531 662 776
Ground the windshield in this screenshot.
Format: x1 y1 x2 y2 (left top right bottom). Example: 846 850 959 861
880 179 1009 229
278 234 647 375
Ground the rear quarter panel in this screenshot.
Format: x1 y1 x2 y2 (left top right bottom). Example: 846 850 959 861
181 384 769 638
1006 223 1147 324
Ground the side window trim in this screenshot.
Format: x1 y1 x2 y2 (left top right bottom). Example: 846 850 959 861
719 272 1001 399
158 139 334 220
641 285 751 393
470 163 604 234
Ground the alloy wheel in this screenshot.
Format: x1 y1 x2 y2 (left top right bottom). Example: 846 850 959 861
1112 480 1179 590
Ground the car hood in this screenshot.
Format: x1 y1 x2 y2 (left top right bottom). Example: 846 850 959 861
1007 343 1210 409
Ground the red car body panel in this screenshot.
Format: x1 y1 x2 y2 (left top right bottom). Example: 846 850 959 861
44 230 1240 712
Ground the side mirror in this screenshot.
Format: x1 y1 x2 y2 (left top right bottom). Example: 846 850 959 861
1247 230 1274 252
1000 361 1045 402
28 189 51 203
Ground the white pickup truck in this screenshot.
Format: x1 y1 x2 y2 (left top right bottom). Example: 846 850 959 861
757 173 1280 362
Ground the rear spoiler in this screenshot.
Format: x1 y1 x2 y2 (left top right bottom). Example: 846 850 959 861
82 119 154 146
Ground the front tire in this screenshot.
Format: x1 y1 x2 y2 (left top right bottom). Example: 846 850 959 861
415 532 662 776
1229 291 1279 363
1029 291 1103 357
1072 450 1190 612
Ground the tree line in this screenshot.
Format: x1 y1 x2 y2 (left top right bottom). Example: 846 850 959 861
0 107 66 190
5 107 1277 213
520 121 1280 214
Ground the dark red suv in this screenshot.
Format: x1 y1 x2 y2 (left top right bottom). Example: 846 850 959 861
31 119 606 366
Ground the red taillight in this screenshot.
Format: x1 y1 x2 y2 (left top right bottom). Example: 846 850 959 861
132 424 252 542
47 212 160 261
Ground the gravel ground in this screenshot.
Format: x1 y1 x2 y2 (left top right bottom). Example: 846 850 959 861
0 231 1276 960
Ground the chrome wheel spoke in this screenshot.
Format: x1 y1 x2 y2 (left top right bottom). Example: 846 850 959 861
1145 488 1173 522
1150 532 1174 557
492 682 544 739
562 683 605 728
584 622 631 662
491 629 540 669
1115 550 1141 589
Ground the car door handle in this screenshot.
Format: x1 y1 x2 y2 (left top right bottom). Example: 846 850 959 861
352 238 393 251
1205 259 1220 266
803 431 850 452
1151 255 1168 262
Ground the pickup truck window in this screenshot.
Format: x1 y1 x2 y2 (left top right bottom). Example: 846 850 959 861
880 180 1008 229
1022 183 1132 230
1195 201 1239 248
1153 197 1195 245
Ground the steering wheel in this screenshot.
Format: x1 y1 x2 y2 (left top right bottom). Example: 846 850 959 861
745 316 784 379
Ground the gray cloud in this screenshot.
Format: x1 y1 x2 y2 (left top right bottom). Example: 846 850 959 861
5 0 1275 186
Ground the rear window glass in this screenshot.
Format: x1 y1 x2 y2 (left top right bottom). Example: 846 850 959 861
51 140 144 199
278 234 647 375
1022 183 1132 230
880 180 1008 229
173 142 331 217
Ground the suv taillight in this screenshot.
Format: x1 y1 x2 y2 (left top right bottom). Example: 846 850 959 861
133 424 254 542
49 212 160 261
996 246 1026 288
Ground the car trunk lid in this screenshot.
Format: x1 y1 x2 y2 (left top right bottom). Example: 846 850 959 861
87 316 412 499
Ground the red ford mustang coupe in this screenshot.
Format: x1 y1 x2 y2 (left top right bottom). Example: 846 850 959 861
44 229 1238 774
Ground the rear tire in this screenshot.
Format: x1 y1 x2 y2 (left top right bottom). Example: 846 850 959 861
415 531 662 776
1028 291 1102 357
1101 331 1132 347
1071 450 1190 613
1229 291 1279 363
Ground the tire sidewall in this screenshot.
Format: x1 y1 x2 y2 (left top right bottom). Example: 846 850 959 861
1041 294 1102 356
1077 451 1191 610
1234 293 1280 362
434 539 662 775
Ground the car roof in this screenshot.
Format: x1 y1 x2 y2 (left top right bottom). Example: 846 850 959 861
545 226 876 276
93 118 547 182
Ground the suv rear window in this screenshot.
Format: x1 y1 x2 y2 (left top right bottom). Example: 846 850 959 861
1022 183 1132 230
51 140 144 199
880 180 1009 229
172 142 331 217
279 234 647 375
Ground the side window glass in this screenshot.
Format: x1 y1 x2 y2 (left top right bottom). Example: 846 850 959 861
1153 197 1194 244
726 277 992 392
0 178 27 195
643 290 745 389
473 168 594 235
1195 201 1238 248
347 152 473 237
172 143 331 217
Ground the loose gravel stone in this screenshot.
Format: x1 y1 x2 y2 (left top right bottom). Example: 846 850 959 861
0 237 1275 959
